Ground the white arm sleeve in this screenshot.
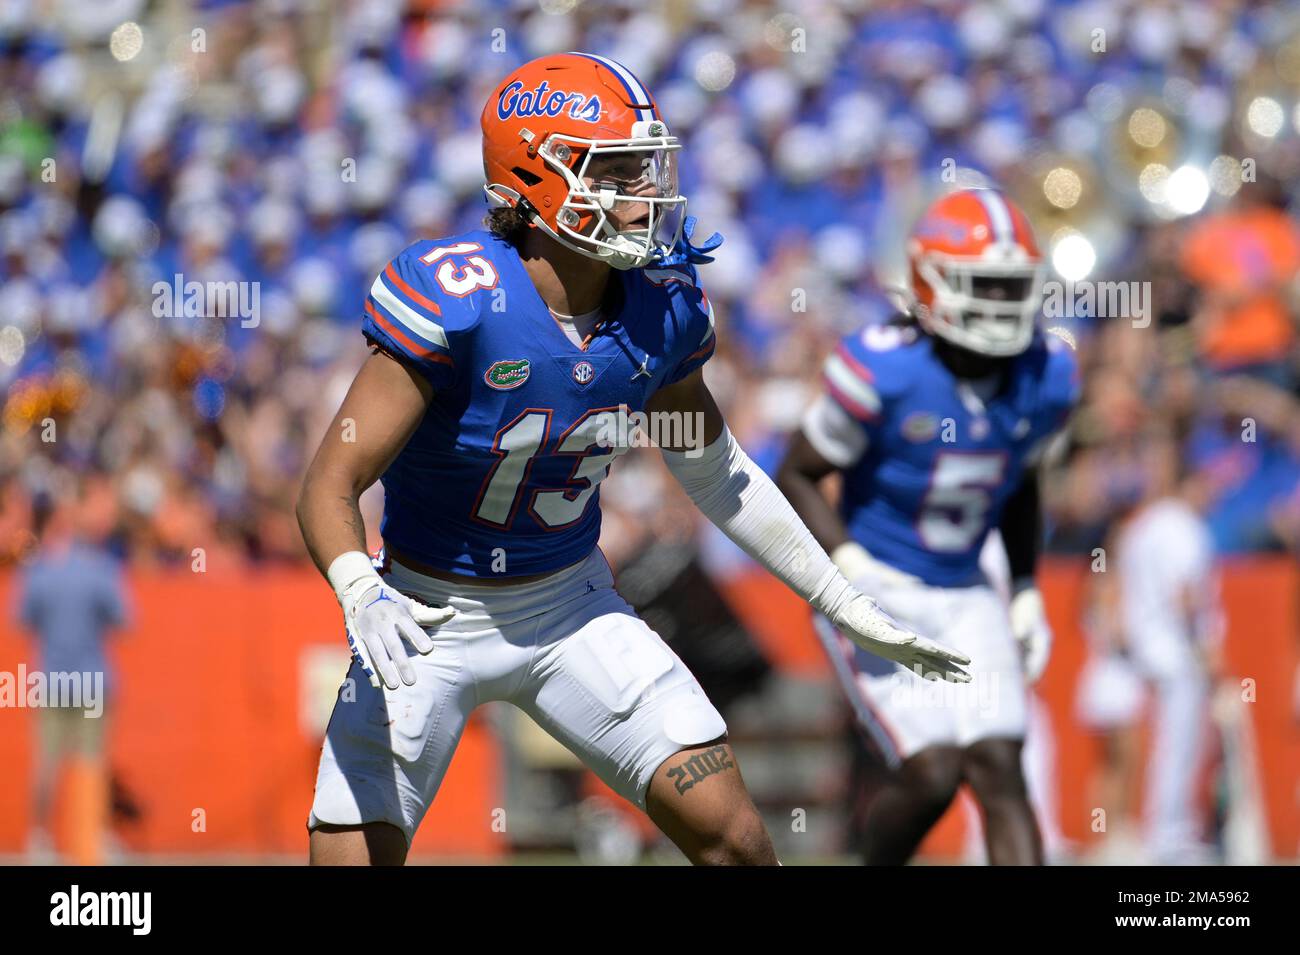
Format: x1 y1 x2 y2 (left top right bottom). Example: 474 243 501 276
660 426 857 619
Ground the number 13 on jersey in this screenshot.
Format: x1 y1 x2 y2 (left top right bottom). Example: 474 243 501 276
472 408 627 530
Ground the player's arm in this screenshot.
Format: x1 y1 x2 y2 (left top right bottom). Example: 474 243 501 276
296 349 454 690
298 349 431 571
999 467 1041 584
999 467 1053 683
646 370 969 682
775 431 849 560
1002 330 1083 683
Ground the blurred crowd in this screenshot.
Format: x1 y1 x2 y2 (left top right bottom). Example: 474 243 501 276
1 0 1299 570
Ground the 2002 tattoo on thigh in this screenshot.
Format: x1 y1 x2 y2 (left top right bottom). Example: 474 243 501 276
666 745 734 796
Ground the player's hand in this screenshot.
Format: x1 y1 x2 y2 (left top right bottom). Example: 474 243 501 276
831 592 971 683
327 552 457 690
343 580 455 690
1009 582 1052 685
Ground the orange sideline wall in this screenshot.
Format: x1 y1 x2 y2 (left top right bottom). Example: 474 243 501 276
0 558 1295 860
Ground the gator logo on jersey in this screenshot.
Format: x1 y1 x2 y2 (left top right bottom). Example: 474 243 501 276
484 359 531 390
572 360 595 385
901 411 939 443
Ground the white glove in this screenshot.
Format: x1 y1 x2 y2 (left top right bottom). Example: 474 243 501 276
327 552 456 690
827 588 971 683
1009 580 1052 685
827 542 969 681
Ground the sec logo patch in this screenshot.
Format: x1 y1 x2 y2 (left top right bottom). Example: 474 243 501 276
572 360 594 385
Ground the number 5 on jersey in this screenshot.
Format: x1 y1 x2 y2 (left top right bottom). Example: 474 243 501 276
918 452 1007 552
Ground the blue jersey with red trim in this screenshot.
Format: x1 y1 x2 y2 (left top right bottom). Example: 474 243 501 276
361 230 716 578
823 322 1079 587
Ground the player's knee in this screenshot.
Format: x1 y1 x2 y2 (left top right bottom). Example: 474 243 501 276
900 747 963 813
309 822 408 866
695 806 774 866
962 739 1029 801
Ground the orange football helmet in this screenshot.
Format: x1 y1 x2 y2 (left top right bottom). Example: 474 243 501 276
481 52 686 270
907 188 1045 357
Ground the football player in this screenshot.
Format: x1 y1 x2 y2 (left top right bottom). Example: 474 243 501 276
297 53 969 866
776 188 1079 865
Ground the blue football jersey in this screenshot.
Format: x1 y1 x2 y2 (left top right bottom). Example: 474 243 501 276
360 230 716 578
823 322 1079 587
